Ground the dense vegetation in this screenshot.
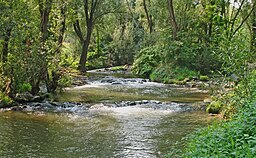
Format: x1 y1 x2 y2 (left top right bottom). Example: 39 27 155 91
183 70 256 157
1 0 256 157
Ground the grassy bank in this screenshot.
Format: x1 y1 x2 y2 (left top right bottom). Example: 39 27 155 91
181 71 256 157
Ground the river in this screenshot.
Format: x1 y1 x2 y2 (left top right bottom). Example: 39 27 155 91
0 73 213 158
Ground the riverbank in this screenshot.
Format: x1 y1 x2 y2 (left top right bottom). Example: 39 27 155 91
0 67 229 157
180 70 256 157
0 66 218 111
0 67 210 112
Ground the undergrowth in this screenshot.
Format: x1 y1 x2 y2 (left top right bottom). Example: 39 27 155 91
179 71 256 158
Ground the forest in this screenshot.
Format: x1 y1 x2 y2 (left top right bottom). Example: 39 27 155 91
0 0 256 157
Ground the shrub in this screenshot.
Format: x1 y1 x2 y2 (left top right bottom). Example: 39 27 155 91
182 71 256 158
206 100 222 114
58 74 72 88
0 94 13 107
183 105 256 158
17 83 32 93
150 66 198 83
163 36 222 74
132 45 164 77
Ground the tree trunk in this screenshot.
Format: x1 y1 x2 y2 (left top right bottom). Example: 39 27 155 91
76 0 98 72
57 1 66 54
143 0 153 33
167 0 178 39
2 28 12 62
78 22 93 72
252 5 256 51
39 0 53 43
31 0 53 95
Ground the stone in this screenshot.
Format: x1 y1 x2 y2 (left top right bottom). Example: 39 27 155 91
191 76 199 81
50 102 61 107
101 79 115 83
135 101 142 105
129 101 136 106
142 100 149 104
112 82 122 85
15 92 34 102
11 106 23 111
39 84 48 93
31 96 42 102
204 98 212 104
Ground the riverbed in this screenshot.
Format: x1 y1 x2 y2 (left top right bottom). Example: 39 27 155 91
0 73 213 157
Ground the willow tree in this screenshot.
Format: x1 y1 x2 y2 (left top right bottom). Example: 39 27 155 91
73 0 122 72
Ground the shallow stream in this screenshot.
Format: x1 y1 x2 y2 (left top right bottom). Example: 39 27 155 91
0 73 213 157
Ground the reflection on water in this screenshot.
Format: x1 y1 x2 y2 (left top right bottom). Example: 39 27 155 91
0 74 212 157
0 108 211 158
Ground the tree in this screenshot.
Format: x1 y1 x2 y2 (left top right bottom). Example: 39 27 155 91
167 0 178 39
30 0 53 95
143 0 153 33
0 2 14 63
73 0 122 72
252 3 256 51
73 0 99 72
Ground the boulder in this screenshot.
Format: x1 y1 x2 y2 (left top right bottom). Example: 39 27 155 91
31 96 42 102
39 84 48 93
15 92 34 102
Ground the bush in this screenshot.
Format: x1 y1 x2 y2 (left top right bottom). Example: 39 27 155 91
150 66 198 83
182 71 256 158
58 74 72 88
17 83 32 93
206 100 222 114
132 45 164 77
0 93 13 107
163 36 222 74
183 105 256 158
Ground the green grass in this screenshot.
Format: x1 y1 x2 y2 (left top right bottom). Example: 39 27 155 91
183 104 256 158
178 71 256 158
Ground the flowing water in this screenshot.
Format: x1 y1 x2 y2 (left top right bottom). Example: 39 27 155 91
0 73 213 158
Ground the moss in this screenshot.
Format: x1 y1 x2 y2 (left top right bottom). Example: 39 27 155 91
110 65 125 71
199 75 209 81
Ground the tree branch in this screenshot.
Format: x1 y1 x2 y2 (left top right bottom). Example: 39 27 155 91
230 0 246 36
73 19 84 43
232 2 256 38
84 0 89 24
93 11 126 23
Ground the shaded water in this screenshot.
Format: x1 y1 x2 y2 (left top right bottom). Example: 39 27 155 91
0 74 212 157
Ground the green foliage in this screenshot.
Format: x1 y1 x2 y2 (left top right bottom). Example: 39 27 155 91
217 34 252 79
199 75 209 81
86 51 108 70
17 83 32 93
150 66 198 83
58 74 72 88
132 45 164 77
163 33 223 74
0 93 13 107
183 71 256 157
184 105 256 158
206 100 222 114
110 65 126 71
